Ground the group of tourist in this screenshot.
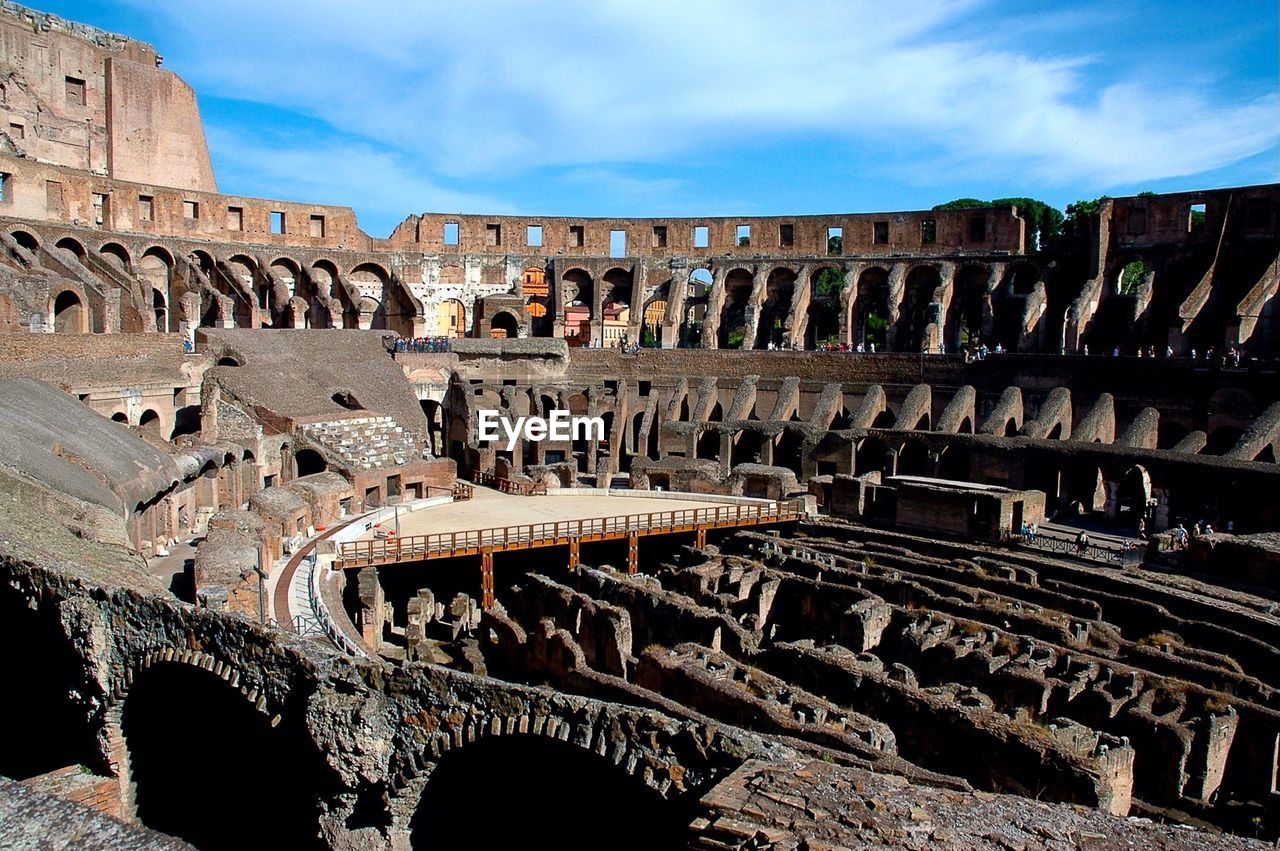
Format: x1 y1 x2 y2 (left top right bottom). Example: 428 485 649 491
389 336 453 353
1080 343 1246 367
1170 519 1227 550
813 341 876 353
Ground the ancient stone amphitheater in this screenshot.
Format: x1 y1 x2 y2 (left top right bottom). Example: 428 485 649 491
0 4 1278 850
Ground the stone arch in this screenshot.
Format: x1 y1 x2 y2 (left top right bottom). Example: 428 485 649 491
138 409 162 439
1157 421 1191 450
897 439 930 476
560 268 594 344
0 578 100 780
295 448 326 477
1116 464 1152 527
438 297 467 337
99 241 131 272
139 247 175 332
807 263 844 347
9 228 39 252
109 651 316 848
523 266 551 335
856 435 892 475
602 266 633 307
52 288 86 333
270 256 301 294
490 310 520 339
852 266 890 350
718 267 755 349
895 265 941 352
1204 425 1244 456
55 236 86 258
405 728 687 849
758 267 797 349
945 264 990 350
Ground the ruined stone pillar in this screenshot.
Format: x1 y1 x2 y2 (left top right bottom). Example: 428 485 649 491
838 264 861 346
884 264 906 350
742 265 768 349
700 267 728 349
782 263 812 349
660 259 688 349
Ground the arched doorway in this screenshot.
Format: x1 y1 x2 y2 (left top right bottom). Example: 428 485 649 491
852 267 889 350
522 266 550 336
718 269 754 349
408 734 686 850
139 249 174 332
52 290 84 333
896 266 941 351
120 663 322 849
490 311 519 339
437 298 467 338
295 449 326 477
945 265 989 350
758 268 796 349
560 269 594 345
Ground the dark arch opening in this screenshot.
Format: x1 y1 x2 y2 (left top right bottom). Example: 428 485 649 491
172 405 201 438
897 441 930 476
1204 426 1243 456
332 391 364 410
0 581 99 779
10 230 38 252
490 310 519 339
53 290 83 333
1157 421 1190 450
111 412 128 423
121 663 323 849
409 734 688 850
56 236 86 258
295 449 326 477
216 355 242 367
138 409 161 438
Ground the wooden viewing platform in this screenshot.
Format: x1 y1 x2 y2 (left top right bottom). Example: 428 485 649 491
336 498 802 569
335 497 803 606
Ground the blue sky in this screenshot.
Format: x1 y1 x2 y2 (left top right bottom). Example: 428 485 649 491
43 0 1280 237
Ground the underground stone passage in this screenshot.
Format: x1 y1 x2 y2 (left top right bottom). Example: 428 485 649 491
408 735 690 850
119 663 324 850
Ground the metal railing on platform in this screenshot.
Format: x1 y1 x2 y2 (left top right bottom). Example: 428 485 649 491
1012 532 1143 566
471 470 547 495
336 498 803 568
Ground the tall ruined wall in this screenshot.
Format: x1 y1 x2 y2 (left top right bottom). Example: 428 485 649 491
0 3 215 193
392 206 1027 259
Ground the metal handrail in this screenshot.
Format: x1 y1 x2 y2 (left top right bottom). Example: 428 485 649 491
336 498 803 567
1013 532 1143 566
304 552 368 656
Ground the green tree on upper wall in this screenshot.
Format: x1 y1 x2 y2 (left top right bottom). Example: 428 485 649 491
933 197 1064 250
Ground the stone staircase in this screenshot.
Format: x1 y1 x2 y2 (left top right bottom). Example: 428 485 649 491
300 416 420 471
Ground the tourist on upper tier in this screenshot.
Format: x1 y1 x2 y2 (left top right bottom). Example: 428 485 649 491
1165 345 1173 358
1082 344 1089 356
1112 347 1120 357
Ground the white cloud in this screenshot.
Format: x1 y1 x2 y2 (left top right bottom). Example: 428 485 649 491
136 0 1276 197
203 129 514 236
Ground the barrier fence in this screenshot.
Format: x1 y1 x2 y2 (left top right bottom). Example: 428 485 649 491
1014 532 1144 566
